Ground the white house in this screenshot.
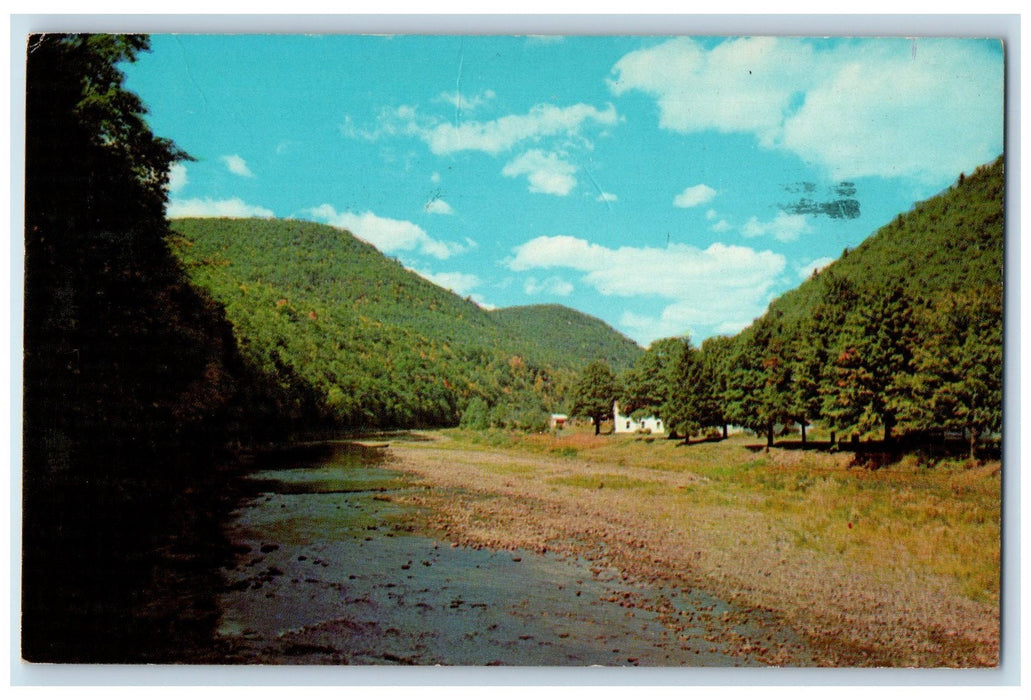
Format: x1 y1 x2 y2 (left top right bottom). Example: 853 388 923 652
550 413 568 430
613 401 665 435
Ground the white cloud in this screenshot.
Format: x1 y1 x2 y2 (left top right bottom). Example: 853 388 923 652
610 37 1003 183
711 219 732 233
437 89 496 111
741 211 811 242
524 276 574 297
221 154 255 178
167 163 188 193
166 197 274 219
308 205 467 260
430 172 442 184
673 183 717 208
797 256 836 280
420 102 618 155
509 235 785 344
502 150 578 196
780 39 1004 182
424 198 454 215
610 37 811 146
596 192 618 203
412 268 482 296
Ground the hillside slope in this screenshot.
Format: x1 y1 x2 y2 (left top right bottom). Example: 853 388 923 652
763 155 1004 327
490 304 642 374
170 217 641 430
719 155 1004 446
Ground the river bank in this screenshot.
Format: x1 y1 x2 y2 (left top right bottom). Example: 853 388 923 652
386 430 1000 667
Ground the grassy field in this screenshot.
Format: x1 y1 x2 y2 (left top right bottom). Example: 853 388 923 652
386 426 1001 666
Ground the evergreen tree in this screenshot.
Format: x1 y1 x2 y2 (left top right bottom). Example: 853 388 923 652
697 335 734 438
620 337 687 432
572 360 618 435
790 273 857 444
822 285 918 443
725 316 794 448
903 287 1003 458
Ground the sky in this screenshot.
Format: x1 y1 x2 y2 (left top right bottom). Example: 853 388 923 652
121 34 1004 347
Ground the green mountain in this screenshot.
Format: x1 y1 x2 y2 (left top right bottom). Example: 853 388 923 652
489 304 643 374
723 155 1004 446
762 155 1004 327
169 217 642 431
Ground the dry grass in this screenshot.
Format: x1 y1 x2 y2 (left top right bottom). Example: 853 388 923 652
387 428 1001 667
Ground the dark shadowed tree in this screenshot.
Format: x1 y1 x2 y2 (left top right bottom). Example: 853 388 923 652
23 33 265 663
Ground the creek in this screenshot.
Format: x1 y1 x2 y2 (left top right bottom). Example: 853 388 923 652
214 440 788 666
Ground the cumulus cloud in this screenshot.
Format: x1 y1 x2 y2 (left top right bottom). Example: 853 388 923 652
166 197 274 219
673 183 717 208
502 150 578 195
741 211 811 242
424 198 454 215
221 154 255 178
509 235 785 343
524 276 574 297
779 39 1004 182
167 163 188 193
309 205 468 260
610 36 1003 183
596 192 618 203
412 268 482 296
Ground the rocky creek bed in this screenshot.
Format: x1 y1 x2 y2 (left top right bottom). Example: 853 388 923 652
211 440 816 666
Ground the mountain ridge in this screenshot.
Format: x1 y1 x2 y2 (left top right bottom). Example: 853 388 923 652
169 217 642 430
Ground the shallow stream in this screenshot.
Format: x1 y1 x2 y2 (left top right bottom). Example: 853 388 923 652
215 441 799 666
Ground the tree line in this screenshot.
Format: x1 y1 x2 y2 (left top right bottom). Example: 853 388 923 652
571 274 1001 459
569 158 1004 459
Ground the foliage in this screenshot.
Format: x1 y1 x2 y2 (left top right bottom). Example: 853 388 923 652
901 287 1003 457
623 156 1004 453
724 315 795 447
619 337 688 428
170 217 642 432
22 34 278 662
821 285 918 442
571 360 618 434
489 304 642 374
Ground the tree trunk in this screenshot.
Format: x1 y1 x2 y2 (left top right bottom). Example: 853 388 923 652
594 417 601 436
969 427 977 461
801 421 807 445
829 430 836 446
766 423 774 448
722 424 728 440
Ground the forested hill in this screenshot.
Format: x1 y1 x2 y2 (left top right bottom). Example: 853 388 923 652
490 304 642 373
757 155 1003 445
632 154 1005 451
762 155 1004 327
170 217 642 431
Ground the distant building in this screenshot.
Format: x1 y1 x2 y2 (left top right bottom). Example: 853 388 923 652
613 401 665 435
550 414 568 430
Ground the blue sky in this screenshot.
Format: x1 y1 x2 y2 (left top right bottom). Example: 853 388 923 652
122 34 1004 346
